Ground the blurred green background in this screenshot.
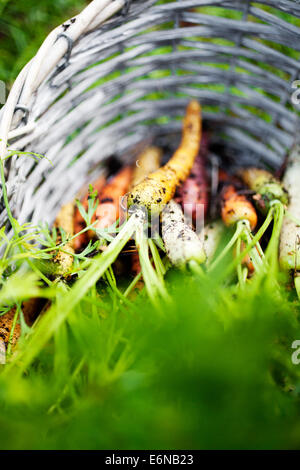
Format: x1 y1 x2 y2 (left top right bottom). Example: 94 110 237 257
1 0 300 451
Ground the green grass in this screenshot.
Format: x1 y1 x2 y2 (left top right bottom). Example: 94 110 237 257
0 150 300 450
1 0 300 451
1 259 300 449
1 262 300 449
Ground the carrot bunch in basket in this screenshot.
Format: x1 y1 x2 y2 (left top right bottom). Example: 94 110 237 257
42 98 298 313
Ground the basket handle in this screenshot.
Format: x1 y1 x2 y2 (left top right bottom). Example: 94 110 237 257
0 0 126 161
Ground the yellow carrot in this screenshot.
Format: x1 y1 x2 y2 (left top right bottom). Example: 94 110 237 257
131 146 162 188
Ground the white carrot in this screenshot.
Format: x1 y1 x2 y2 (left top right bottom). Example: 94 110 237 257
279 144 300 295
239 167 288 214
199 220 225 265
162 200 206 268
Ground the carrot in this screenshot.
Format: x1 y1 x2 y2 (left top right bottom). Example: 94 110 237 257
128 251 144 296
207 184 263 275
74 175 106 251
0 306 21 350
131 251 141 277
0 297 46 357
162 200 206 268
221 184 257 231
52 202 75 276
77 104 200 307
241 241 255 274
202 217 260 278
180 8 197 27
234 240 257 275
177 132 209 224
130 146 162 281
127 100 202 215
280 145 300 275
0 338 5 364
94 166 133 231
235 167 288 283
0 296 47 355
218 169 241 186
131 146 162 188
239 167 288 214
22 298 46 326
199 220 224 265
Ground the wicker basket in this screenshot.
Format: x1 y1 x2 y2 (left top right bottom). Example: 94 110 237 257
1 0 300 231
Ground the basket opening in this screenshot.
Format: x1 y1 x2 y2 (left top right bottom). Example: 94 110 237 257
3 0 300 229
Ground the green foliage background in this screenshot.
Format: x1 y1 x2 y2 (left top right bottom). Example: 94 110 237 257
0 0 300 450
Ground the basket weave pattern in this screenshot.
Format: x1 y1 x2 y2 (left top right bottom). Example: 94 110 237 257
1 0 300 229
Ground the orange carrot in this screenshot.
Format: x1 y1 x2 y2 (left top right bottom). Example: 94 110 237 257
221 184 257 231
94 166 133 231
242 241 255 274
131 250 144 293
130 147 162 284
74 175 106 251
218 169 241 186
